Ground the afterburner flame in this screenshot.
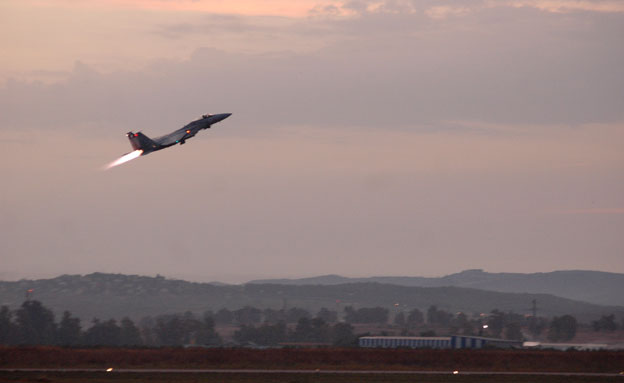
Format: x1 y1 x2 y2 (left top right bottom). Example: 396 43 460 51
105 150 143 169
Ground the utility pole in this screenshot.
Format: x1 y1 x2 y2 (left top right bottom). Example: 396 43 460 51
531 299 537 318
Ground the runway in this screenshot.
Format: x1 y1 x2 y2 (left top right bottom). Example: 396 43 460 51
2 368 623 377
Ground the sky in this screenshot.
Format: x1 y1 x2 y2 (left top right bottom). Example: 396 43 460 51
1 0 623 283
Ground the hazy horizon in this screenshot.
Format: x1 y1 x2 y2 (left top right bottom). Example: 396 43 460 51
2 0 623 282
1 267 621 285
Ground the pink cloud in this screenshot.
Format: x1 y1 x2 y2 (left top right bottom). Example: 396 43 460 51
24 0 340 17
509 0 624 13
551 208 624 215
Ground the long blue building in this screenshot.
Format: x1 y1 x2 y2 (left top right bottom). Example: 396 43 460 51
358 336 521 349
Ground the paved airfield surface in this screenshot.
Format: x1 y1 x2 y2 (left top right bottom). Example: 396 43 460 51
2 368 624 383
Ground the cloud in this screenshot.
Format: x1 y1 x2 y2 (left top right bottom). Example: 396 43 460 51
2 0 623 132
551 208 624 215
154 14 295 40
509 0 624 13
425 6 471 19
20 0 624 16
16 0 336 17
312 0 624 18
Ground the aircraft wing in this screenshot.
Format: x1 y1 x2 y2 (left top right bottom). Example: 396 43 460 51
153 127 199 146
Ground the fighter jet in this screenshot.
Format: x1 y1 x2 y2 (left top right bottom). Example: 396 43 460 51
106 113 231 169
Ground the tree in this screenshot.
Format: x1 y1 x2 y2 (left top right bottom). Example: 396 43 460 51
233 306 262 326
147 312 220 346
406 308 424 327
214 308 233 325
84 319 121 346
394 312 406 326
0 306 15 345
285 307 311 323
120 317 142 346
292 317 314 342
331 322 356 347
344 306 357 323
234 321 287 346
504 322 523 341
459 313 474 335
486 310 505 338
451 312 474 335
195 316 221 345
263 308 286 324
203 310 214 320
427 306 453 327
360 307 388 324
179 311 203 344
292 317 331 343
58 311 82 346
316 308 338 324
548 315 577 342
15 300 57 345
311 317 331 342
153 315 184 346
528 317 548 338
344 307 388 324
138 316 157 346
592 314 617 332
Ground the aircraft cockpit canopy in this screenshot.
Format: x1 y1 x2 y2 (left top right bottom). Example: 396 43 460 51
202 114 213 119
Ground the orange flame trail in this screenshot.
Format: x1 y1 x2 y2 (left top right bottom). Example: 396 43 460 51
105 150 143 170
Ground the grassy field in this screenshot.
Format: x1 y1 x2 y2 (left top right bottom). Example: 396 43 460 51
1 347 623 383
1 371 623 383
1 347 623 373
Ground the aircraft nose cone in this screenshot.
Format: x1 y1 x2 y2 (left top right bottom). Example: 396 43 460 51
204 113 231 124
215 113 231 123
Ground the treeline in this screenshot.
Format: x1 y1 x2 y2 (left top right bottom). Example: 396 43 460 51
0 301 356 347
0 301 218 347
233 320 357 346
391 305 623 342
2 300 622 347
394 306 578 342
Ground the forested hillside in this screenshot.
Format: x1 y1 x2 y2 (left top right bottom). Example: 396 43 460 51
249 269 624 306
0 273 622 322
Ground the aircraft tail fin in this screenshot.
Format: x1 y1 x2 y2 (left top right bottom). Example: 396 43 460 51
127 131 158 152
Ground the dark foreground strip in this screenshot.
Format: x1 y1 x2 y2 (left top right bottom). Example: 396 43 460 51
2 368 623 377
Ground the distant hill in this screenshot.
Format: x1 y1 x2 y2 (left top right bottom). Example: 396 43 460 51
248 269 624 306
0 273 622 323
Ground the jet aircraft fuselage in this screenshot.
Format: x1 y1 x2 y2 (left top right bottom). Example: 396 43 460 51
126 113 231 155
